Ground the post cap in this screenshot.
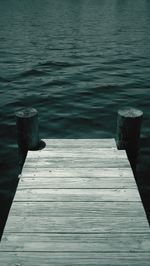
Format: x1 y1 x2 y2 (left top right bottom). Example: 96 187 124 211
15 108 38 118
118 107 143 118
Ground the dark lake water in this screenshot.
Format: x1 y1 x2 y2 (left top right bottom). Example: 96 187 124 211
0 0 150 234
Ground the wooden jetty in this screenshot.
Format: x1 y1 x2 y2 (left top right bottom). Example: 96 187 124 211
0 138 150 265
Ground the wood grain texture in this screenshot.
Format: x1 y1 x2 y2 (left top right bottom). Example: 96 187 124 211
5 215 149 233
20 167 134 178
13 188 141 202
18 177 137 189
9 201 147 217
23 158 130 168
43 138 117 148
0 252 150 266
1 233 150 252
1 138 149 265
27 148 127 159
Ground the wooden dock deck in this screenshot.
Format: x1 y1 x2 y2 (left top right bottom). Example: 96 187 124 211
0 138 150 265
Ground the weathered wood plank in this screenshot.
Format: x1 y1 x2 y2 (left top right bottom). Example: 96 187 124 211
1 138 149 265
9 201 147 218
23 158 130 168
20 167 134 178
18 177 137 189
1 233 150 252
14 188 141 202
0 252 150 266
5 215 149 233
43 138 117 148
27 148 127 159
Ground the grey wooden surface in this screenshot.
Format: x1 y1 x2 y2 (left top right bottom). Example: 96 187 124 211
0 138 150 265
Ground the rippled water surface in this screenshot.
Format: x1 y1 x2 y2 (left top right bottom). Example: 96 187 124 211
0 0 150 232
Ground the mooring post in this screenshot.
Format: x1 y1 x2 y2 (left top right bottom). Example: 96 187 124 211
15 108 39 169
116 107 143 172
